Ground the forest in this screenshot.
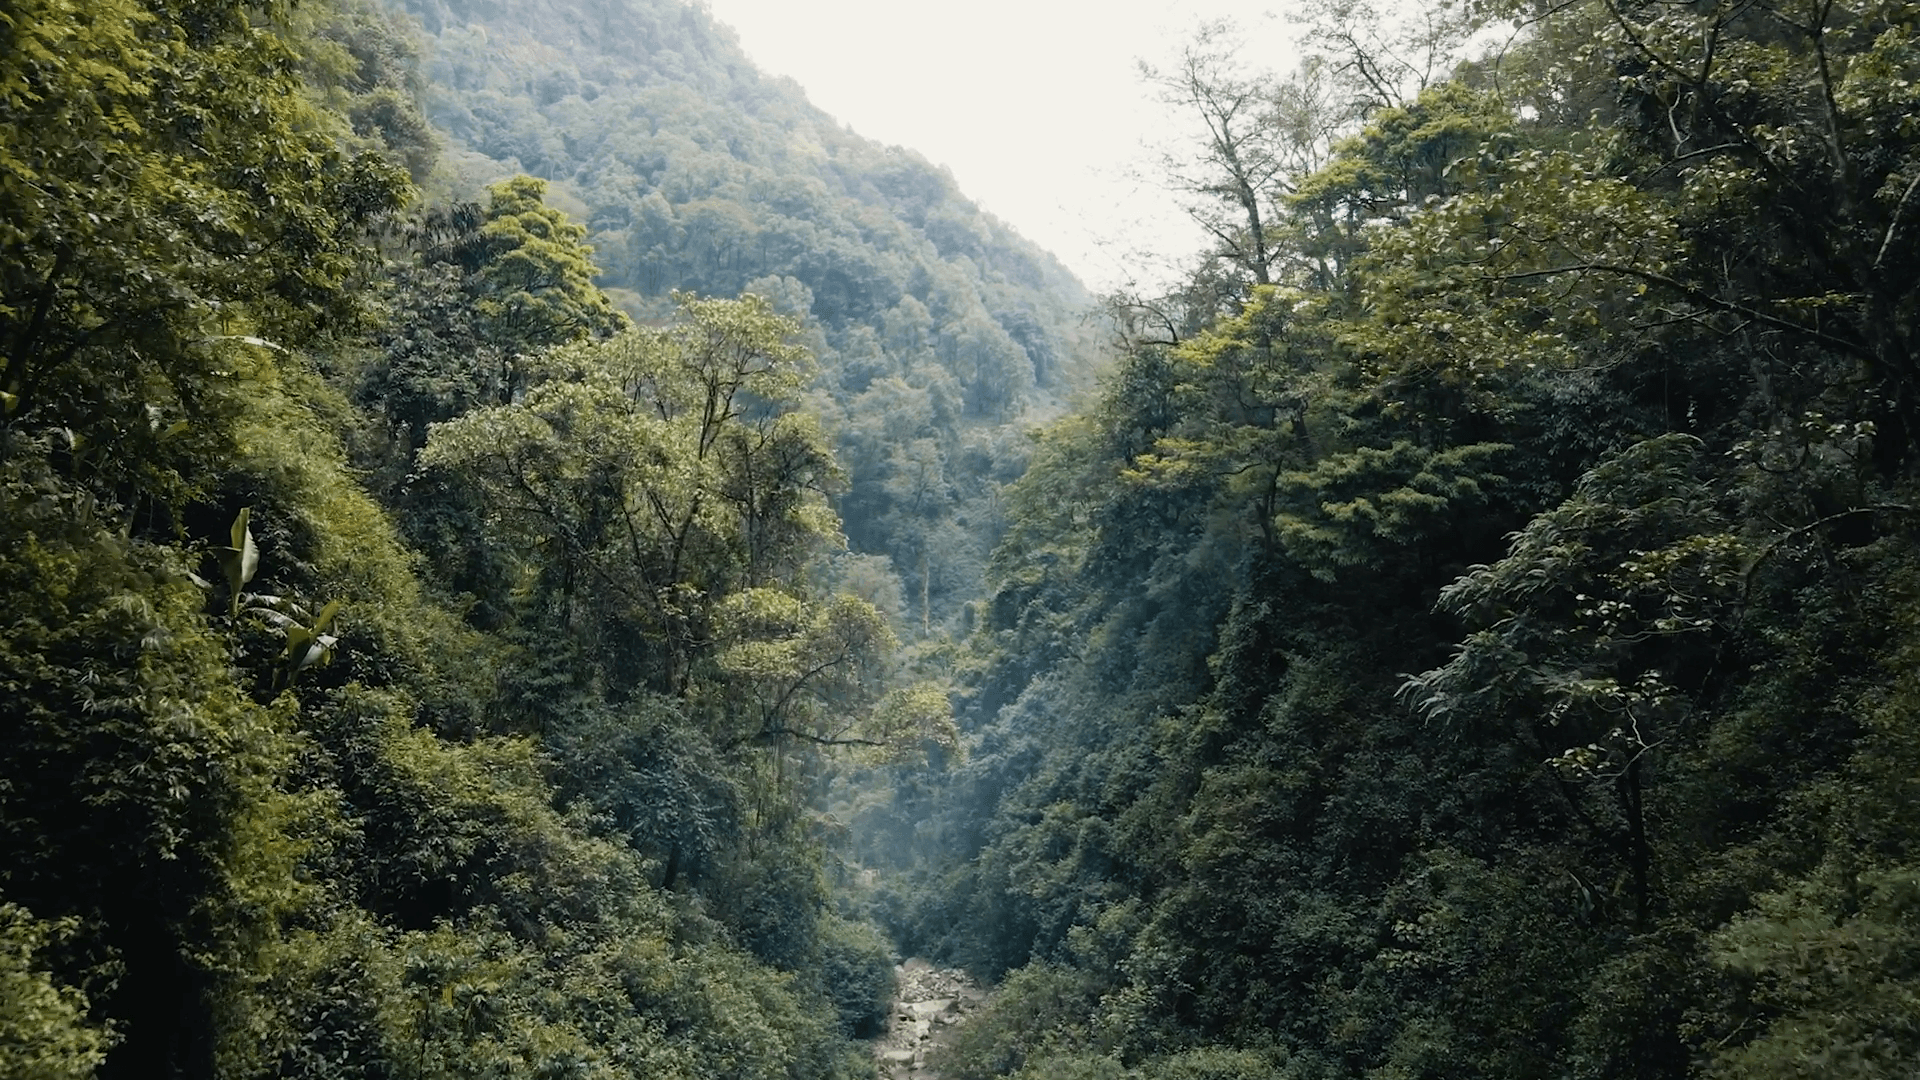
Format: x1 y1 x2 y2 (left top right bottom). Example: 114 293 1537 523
2 0 1918 1078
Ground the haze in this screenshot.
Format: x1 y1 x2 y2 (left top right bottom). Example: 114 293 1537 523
702 0 1300 292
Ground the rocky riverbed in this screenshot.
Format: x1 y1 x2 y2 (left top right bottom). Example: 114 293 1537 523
870 958 988 1079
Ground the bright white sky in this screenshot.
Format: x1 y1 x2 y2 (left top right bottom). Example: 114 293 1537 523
700 0 1302 294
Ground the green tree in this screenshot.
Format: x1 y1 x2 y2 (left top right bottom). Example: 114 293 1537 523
0 0 408 501
1141 21 1293 288
422 292 954 752
0 904 112 1079
420 293 828 688
470 175 626 375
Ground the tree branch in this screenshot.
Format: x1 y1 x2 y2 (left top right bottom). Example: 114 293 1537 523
725 726 884 751
1496 261 1874 360
1874 174 1920 271
1739 503 1917 604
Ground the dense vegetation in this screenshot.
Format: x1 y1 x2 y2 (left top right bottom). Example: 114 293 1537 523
1 0 984 1075
852 1 1920 1078
394 0 1103 631
8 0 1920 1077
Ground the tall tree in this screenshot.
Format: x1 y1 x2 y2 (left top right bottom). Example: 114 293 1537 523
1142 21 1290 288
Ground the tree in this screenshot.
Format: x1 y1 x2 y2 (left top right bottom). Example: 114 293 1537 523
0 904 112 1079
421 293 817 686
715 590 957 762
1373 0 1920 460
422 292 954 753
0 0 408 503
469 175 627 374
1295 0 1478 113
358 178 623 453
1142 22 1291 288
1403 434 1743 925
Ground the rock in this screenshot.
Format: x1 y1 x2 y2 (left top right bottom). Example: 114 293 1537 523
874 960 993 1079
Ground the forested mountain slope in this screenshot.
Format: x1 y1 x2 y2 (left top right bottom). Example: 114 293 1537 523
13 0 1920 1077
0 1 964 1075
853 2 1920 1078
391 0 1106 630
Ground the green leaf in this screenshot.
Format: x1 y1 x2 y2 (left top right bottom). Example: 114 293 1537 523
218 507 259 616
311 599 340 635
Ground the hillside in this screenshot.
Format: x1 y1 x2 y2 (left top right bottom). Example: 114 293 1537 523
0 1 967 1075
394 0 1107 629
849 3 1920 1078
11 0 1920 1077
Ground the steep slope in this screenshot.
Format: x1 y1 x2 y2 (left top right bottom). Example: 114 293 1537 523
0 2 907 1076
394 0 1108 629
850 3 1920 1079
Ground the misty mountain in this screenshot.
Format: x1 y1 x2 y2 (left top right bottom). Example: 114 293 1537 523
390 0 1108 629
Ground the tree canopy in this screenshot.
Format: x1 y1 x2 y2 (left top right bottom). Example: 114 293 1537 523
8 0 1920 1077
853 3 1920 1079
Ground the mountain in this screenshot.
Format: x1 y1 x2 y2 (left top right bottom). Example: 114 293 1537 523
394 0 1110 629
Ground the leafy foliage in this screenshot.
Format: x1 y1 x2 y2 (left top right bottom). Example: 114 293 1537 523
393 0 1106 631
0 1 927 1076
0 905 112 1080
859 2 1920 1079
15 0 1920 1076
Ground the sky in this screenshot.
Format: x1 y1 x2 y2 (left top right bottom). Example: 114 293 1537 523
699 0 1303 294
